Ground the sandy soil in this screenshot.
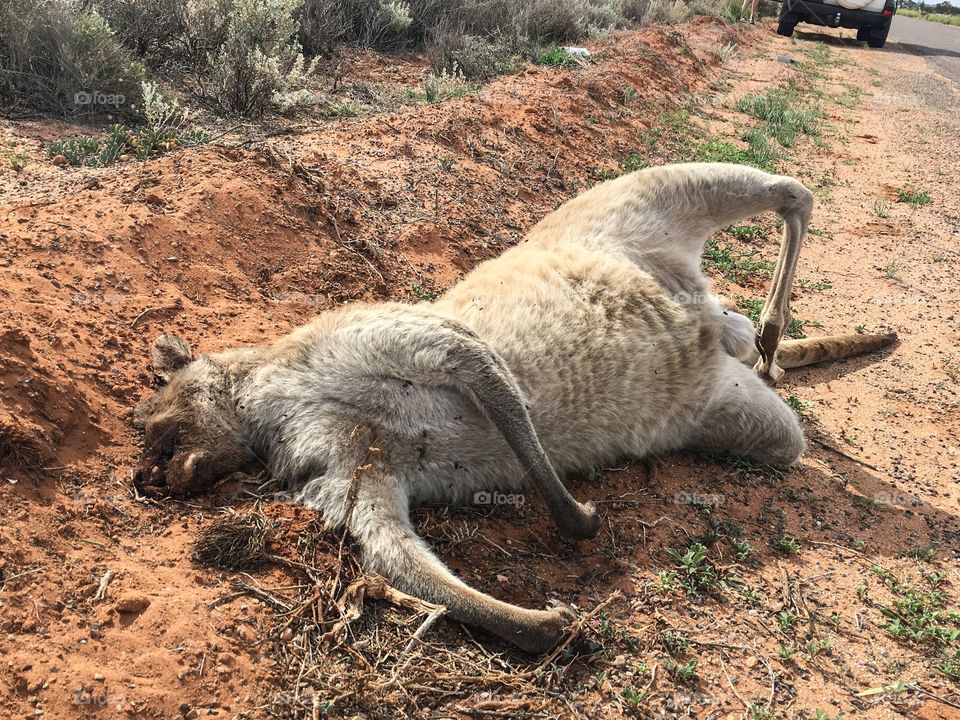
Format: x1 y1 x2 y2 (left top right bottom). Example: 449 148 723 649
1 17 958 720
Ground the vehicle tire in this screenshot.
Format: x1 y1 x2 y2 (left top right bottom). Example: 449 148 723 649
868 23 889 48
856 26 870 42
777 17 797 36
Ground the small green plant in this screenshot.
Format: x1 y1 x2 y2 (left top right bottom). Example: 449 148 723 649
618 153 649 173
884 258 900 279
873 198 890 218
420 64 471 103
669 658 698 683
621 685 646 705
665 543 721 595
732 539 757 562
777 643 795 660
537 47 578 67
796 278 832 291
895 186 932 207
653 570 678 592
942 354 960 382
772 535 800 555
904 546 936 562
785 396 812 414
940 648 960 680
805 637 835 659
777 610 798 632
3 144 29 172
411 284 435 302
870 565 901 592
661 630 690 655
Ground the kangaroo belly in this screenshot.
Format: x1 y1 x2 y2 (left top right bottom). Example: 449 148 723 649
434 243 715 476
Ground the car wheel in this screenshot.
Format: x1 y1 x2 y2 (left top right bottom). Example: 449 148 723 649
856 26 870 42
868 23 889 48
777 17 797 36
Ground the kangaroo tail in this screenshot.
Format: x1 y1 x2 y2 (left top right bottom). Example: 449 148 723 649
743 332 898 369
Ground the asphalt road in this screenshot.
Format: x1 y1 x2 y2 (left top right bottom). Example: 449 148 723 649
888 14 960 85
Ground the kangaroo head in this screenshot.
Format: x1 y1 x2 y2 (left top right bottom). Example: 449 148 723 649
132 334 256 498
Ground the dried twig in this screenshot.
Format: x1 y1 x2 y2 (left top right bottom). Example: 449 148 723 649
93 569 115 602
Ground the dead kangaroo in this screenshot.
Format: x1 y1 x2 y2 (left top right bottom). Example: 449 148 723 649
133 163 895 653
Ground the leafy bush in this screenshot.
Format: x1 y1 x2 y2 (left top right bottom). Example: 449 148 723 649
206 0 317 117
0 0 144 116
298 0 720 55
47 123 208 166
180 0 234 64
537 47 580 67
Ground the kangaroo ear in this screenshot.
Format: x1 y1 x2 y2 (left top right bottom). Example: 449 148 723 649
151 334 194 381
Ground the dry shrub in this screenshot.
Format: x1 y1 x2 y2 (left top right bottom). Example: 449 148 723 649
205 0 318 117
94 0 186 56
0 0 144 115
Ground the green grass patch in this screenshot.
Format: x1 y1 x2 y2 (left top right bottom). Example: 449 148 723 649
618 153 649 173
733 295 807 339
702 237 774 285
536 47 579 67
895 186 932 207
689 134 778 171
898 8 960 25
735 89 821 148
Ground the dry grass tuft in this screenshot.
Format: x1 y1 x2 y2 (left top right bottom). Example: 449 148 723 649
191 508 271 570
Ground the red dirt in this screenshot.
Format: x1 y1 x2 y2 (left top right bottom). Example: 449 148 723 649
2 16 959 720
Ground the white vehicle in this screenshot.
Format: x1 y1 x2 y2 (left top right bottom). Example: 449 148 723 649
777 0 897 48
